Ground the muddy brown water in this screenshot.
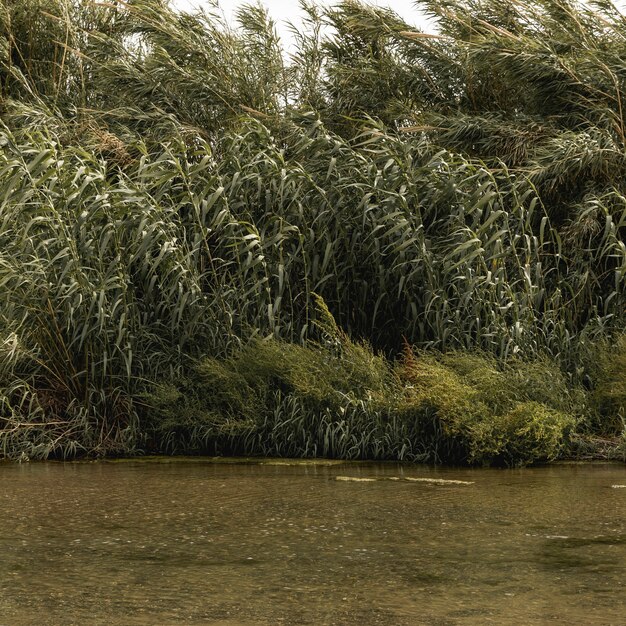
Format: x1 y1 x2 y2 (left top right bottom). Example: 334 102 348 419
0 459 625 625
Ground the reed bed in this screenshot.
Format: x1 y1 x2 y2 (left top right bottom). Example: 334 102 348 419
0 0 624 462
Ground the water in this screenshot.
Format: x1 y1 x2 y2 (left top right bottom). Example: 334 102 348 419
1 460 625 625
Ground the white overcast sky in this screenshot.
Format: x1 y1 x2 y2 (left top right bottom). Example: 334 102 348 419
171 0 434 40
171 1 626 49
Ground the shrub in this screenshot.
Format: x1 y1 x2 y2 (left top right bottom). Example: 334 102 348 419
396 348 579 465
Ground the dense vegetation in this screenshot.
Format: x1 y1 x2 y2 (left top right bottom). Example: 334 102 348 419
0 0 624 464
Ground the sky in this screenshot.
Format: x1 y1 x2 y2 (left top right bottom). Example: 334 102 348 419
170 1 626 49
171 0 435 41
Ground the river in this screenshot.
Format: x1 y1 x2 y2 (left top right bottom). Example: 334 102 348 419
1 459 625 625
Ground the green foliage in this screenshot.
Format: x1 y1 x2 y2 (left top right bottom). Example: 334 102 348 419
143 373 257 455
145 309 401 456
396 349 578 465
460 402 576 466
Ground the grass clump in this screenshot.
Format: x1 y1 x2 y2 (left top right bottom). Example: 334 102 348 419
143 361 258 455
564 334 626 460
145 306 403 457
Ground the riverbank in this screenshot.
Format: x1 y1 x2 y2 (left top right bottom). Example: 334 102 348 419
2 326 625 465
565 435 626 463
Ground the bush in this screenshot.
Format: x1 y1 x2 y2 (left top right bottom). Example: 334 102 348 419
396 348 578 465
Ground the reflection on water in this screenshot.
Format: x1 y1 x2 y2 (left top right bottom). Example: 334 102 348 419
0 460 625 625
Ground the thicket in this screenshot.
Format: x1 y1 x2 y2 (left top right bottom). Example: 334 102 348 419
0 0 624 463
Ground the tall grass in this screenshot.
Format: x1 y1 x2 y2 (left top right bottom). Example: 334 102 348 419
0 0 624 460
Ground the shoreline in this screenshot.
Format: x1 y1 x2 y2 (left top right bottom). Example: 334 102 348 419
5 439 623 466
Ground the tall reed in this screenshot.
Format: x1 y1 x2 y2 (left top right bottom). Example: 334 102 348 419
0 0 623 459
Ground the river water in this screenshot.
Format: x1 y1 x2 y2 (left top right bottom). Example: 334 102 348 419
0 459 625 625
